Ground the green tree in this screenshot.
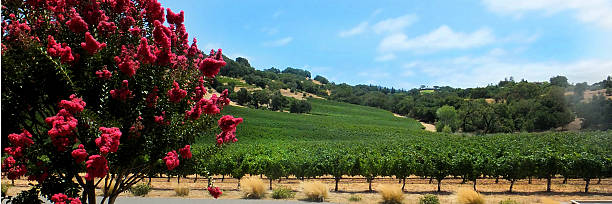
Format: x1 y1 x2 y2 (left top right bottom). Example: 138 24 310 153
270 92 289 111
435 105 459 132
314 75 329 84
236 88 252 106
550 76 569 87
251 90 271 109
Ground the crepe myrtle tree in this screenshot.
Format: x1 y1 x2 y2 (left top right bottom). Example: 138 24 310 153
1 0 243 203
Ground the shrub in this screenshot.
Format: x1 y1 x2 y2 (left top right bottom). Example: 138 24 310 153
499 199 520 204
272 186 295 199
303 181 328 202
348 194 362 202
457 188 484 204
129 183 152 197
419 194 440 204
241 177 266 199
378 184 404 204
1 183 10 196
174 186 189 197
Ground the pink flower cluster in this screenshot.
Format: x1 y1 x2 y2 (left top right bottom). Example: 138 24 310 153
167 81 187 103
143 0 165 23
96 127 122 155
216 115 243 145
51 193 81 204
71 144 88 163
81 32 106 54
137 37 156 64
66 8 88 33
85 154 108 180
110 80 133 101
154 111 170 125
114 45 140 77
45 109 78 151
146 86 160 108
179 145 192 159
59 94 86 114
47 35 74 64
166 8 184 25
96 69 112 80
208 186 222 199
2 129 33 180
163 150 179 170
199 49 226 78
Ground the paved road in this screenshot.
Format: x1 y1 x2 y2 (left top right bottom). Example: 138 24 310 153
107 197 333 204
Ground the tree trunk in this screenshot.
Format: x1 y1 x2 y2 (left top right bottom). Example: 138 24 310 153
278 178 281 183
528 176 532 184
563 177 568 184
222 175 225 182
177 176 180 184
107 194 118 204
402 178 406 191
86 180 96 204
398 178 402 184
167 175 171 182
585 179 590 193
148 176 152 184
597 178 601 184
269 179 273 190
237 181 241 189
547 177 552 192
429 177 433 184
461 177 466 184
509 180 515 193
368 178 372 192
194 174 198 183
473 179 477 191
437 179 441 192
334 177 340 192
495 177 499 184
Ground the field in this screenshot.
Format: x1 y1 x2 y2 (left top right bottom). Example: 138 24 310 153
188 99 612 202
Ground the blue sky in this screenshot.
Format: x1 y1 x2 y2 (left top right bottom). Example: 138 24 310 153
160 0 612 88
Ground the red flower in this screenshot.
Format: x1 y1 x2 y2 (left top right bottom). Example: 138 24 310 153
95 127 122 155
51 193 81 204
167 81 187 103
110 80 133 101
137 37 156 64
84 155 108 180
185 102 203 120
2 156 16 171
71 144 88 163
114 46 140 77
163 150 179 170
6 164 27 180
217 89 231 110
143 0 165 23
216 115 243 145
146 86 160 108
166 8 184 25
207 186 222 199
153 20 171 49
81 32 106 54
191 77 207 101
95 69 112 80
203 95 220 115
179 145 192 159
199 49 226 78
97 20 117 36
59 94 86 114
187 38 199 57
154 111 170 125
4 146 24 158
47 35 74 64
45 109 78 151
7 129 33 148
66 8 88 33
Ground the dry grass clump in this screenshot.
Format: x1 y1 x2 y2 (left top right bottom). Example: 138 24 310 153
378 184 404 204
456 188 485 204
302 181 328 202
539 197 559 204
241 177 266 199
174 185 189 197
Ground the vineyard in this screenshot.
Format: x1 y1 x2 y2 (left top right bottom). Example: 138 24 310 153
190 99 612 193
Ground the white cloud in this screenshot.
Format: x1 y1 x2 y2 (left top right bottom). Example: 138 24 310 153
263 37 293 47
378 25 495 53
408 54 612 88
261 27 279 35
372 14 418 34
374 53 396 62
338 22 369 37
482 0 612 29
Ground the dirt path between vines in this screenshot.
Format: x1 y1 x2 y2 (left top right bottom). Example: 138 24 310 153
5 176 611 203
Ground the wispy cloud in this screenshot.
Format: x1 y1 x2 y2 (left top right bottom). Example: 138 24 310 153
482 0 612 29
338 22 369 37
372 14 418 34
261 27 279 35
374 53 396 62
263 37 293 47
378 25 495 53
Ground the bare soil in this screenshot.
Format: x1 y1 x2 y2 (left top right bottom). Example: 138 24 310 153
4 176 610 203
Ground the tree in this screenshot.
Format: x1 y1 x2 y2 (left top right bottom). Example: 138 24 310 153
1 1 242 203
251 90 271 109
314 75 329 84
289 100 311 114
236 88 252 106
550 76 569 87
270 92 289 111
436 105 459 132
235 57 251 68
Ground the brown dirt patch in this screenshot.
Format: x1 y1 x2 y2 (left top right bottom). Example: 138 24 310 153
393 113 436 132
4 176 610 203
